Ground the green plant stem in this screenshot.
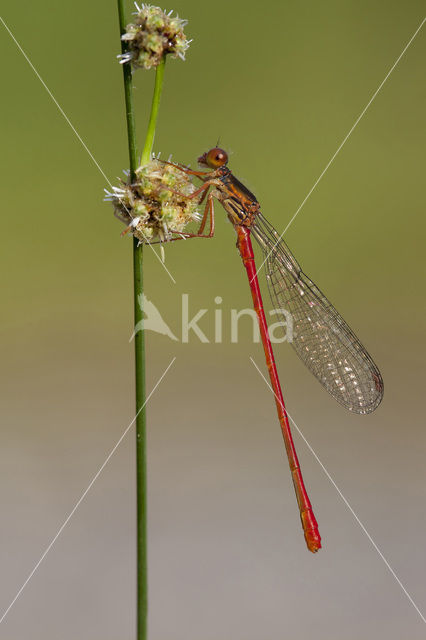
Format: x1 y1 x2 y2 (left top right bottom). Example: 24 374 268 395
117 2 147 640
141 58 166 165
133 243 146 640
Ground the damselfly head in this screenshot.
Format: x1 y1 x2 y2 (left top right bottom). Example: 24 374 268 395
198 147 228 168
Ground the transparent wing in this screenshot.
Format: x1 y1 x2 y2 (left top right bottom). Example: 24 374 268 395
251 213 384 414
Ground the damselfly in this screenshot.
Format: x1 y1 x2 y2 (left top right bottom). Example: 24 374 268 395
154 148 384 552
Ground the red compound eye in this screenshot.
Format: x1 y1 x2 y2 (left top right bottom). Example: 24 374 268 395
198 147 228 168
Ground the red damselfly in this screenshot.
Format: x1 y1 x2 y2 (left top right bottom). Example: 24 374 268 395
147 148 384 552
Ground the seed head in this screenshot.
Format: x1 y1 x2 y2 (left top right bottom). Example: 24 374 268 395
106 160 200 243
118 4 191 69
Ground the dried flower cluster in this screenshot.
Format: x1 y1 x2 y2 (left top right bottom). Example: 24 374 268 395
118 4 190 69
106 160 200 243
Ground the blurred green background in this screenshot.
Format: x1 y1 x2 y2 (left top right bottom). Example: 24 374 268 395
1 1 425 638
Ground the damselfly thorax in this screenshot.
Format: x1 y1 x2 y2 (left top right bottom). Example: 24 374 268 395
199 165 261 227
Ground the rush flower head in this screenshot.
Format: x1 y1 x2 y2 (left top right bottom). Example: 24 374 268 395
118 4 191 69
106 159 200 243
